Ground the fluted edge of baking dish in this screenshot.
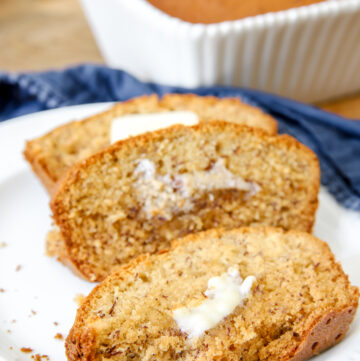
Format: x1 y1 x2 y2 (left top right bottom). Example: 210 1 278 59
80 0 360 102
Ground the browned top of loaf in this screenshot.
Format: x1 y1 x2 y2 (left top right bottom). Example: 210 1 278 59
23 94 276 193
161 94 277 134
66 227 359 361
147 0 324 23
51 122 319 282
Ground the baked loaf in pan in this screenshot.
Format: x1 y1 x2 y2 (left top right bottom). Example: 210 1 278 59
49 122 319 282
146 0 324 24
24 94 277 194
66 227 359 361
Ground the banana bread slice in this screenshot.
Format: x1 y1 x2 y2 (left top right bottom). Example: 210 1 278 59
50 122 319 282
65 227 359 361
24 94 277 193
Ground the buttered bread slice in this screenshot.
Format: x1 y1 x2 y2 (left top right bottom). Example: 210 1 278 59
65 227 359 361
24 94 277 193
50 122 319 281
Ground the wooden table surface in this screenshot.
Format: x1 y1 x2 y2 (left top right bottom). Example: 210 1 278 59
1 0 360 119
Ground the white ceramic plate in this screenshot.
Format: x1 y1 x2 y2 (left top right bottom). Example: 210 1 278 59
0 104 359 361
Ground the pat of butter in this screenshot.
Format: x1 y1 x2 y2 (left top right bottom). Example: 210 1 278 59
173 268 256 339
110 111 199 144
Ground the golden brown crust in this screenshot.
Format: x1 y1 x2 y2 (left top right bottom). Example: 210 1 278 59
162 93 278 135
288 306 357 361
46 229 94 281
50 122 320 282
65 227 359 361
23 144 57 194
66 326 97 361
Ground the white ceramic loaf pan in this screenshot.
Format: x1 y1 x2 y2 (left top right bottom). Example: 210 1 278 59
80 0 360 102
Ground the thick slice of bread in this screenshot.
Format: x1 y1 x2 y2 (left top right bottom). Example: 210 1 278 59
66 227 359 361
50 122 319 281
24 94 277 193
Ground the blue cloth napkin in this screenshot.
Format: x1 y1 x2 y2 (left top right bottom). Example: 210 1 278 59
1 64 359 211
